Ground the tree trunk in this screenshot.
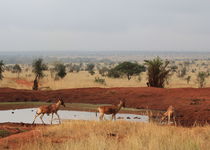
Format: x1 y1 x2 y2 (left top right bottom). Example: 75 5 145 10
32 75 39 90
127 74 131 80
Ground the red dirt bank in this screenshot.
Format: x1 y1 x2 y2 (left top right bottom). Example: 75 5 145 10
0 87 210 126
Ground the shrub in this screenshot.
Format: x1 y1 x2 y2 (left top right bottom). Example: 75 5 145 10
12 64 22 78
94 77 106 85
197 72 207 88
144 57 171 88
178 67 187 78
99 67 109 76
54 63 67 79
185 76 191 84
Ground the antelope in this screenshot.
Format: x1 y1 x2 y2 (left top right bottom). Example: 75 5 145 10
160 105 176 125
96 100 125 121
32 98 65 124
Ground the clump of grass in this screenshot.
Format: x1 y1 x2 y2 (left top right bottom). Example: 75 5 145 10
19 121 210 150
0 130 10 138
94 77 106 85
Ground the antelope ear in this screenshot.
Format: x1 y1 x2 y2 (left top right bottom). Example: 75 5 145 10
58 97 63 101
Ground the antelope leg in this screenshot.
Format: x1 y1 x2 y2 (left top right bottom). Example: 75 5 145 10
168 114 171 125
160 116 165 123
99 113 104 121
51 113 54 124
111 114 116 121
173 116 177 126
32 113 40 124
55 112 61 124
40 114 45 124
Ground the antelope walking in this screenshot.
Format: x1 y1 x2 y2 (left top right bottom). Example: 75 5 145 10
160 105 176 125
96 100 125 121
32 98 65 124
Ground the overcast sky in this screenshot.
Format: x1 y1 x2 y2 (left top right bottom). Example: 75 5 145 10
0 0 210 52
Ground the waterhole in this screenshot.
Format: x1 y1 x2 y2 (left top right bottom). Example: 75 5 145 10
0 108 149 124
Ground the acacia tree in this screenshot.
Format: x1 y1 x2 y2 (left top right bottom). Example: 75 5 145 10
107 68 121 78
112 62 145 80
144 57 171 88
54 63 67 79
0 60 5 80
32 58 48 90
86 64 95 75
197 72 207 88
13 64 22 78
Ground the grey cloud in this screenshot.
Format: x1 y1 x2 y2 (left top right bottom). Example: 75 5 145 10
0 0 209 51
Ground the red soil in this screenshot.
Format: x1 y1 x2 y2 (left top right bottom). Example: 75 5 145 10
15 79 33 87
0 87 210 126
0 123 43 149
7 78 33 87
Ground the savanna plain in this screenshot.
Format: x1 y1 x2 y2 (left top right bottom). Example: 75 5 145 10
0 53 210 150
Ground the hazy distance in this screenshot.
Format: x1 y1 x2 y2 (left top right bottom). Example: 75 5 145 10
0 0 210 52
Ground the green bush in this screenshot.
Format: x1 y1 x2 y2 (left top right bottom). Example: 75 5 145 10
94 77 106 85
54 63 67 79
197 72 207 88
107 68 121 78
144 57 171 88
0 130 10 138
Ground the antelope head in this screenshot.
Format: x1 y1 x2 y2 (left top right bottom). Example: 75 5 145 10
168 105 174 111
120 100 126 108
58 98 66 107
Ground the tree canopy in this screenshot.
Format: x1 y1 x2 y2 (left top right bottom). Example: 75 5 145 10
86 64 95 75
111 62 146 80
13 64 22 78
32 58 48 90
54 63 67 79
197 72 207 88
32 58 48 80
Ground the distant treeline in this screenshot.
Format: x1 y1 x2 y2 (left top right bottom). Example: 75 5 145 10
1 50 210 64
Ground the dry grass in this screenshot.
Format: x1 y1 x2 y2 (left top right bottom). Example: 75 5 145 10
2 70 210 90
18 121 210 150
1 59 210 89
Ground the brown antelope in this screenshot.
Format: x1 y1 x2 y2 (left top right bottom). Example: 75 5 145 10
96 100 125 121
160 105 176 125
32 98 65 124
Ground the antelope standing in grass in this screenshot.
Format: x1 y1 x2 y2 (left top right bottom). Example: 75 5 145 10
160 105 176 125
32 98 65 124
96 100 125 121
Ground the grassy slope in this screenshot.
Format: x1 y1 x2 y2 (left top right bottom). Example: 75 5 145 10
17 121 210 150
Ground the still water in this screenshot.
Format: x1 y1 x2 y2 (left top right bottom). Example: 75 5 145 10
0 108 149 124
